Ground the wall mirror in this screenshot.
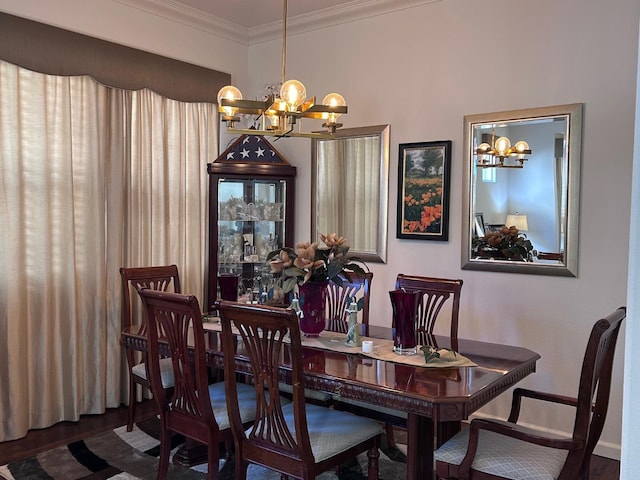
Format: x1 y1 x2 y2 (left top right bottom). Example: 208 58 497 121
312 124 390 263
461 104 583 276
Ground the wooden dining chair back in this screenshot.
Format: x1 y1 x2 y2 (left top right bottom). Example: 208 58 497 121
217 301 383 480
139 289 258 480
325 271 373 335
278 272 374 406
435 306 626 480
395 274 463 351
120 265 181 431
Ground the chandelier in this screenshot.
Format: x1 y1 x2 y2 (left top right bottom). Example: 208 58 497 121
475 131 532 168
216 0 347 139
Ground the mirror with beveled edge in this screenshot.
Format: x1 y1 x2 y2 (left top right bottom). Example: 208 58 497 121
462 104 583 276
312 125 390 263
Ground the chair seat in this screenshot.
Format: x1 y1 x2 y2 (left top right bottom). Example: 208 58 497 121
208 381 265 429
277 402 383 463
131 357 175 388
434 423 569 480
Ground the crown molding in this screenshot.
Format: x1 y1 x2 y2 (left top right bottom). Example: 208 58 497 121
113 0 250 45
250 0 442 44
115 0 442 46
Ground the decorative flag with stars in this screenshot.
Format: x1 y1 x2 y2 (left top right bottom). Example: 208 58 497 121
218 134 289 164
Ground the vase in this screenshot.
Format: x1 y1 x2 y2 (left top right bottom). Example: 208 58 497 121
389 289 420 355
298 280 328 337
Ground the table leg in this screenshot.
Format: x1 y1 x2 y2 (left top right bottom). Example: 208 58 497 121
437 420 461 447
406 413 434 480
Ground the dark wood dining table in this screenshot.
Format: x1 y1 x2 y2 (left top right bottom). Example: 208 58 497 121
121 323 540 480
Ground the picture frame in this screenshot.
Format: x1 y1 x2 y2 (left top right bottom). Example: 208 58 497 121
396 140 452 241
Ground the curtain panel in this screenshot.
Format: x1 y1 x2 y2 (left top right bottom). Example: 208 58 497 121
0 59 215 442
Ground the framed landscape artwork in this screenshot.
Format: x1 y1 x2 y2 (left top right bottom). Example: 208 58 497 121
396 140 452 241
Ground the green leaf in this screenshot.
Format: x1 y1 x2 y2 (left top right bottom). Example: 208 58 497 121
282 277 298 294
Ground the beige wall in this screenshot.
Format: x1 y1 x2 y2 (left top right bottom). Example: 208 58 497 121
2 0 639 461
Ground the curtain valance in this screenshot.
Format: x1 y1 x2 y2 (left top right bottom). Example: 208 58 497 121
0 12 230 103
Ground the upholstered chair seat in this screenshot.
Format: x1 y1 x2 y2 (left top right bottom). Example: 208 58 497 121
131 357 174 388
434 420 569 479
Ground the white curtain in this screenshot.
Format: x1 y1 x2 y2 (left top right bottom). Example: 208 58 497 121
0 60 215 442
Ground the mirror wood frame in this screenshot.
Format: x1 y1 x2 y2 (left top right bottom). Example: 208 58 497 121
311 124 390 263
461 103 583 276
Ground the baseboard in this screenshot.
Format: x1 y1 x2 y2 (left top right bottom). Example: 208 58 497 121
469 412 621 461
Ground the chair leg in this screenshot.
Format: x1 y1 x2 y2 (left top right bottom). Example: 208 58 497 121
127 377 137 432
157 422 171 480
367 444 380 480
235 455 248 480
207 435 220 480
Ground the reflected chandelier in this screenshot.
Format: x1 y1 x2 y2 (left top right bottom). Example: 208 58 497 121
475 131 531 169
216 0 347 139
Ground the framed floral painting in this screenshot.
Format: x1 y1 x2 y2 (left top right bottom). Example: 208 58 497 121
396 140 452 241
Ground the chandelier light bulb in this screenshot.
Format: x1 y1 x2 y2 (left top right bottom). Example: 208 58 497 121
494 136 511 156
216 85 243 117
266 109 281 129
514 140 530 153
280 80 306 111
322 93 346 123
477 142 491 153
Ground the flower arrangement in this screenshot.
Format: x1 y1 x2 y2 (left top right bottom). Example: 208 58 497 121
474 225 533 261
266 233 368 294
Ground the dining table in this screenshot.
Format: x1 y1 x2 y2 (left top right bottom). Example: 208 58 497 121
121 321 540 480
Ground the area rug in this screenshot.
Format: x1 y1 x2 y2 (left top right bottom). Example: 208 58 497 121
0 420 407 480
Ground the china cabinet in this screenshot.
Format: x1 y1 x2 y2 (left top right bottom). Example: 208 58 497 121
206 134 296 310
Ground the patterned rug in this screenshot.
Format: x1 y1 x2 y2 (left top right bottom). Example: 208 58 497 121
0 420 407 480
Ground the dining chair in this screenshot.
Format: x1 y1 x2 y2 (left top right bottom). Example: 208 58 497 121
335 274 464 452
279 271 374 405
325 271 373 335
120 265 181 432
434 306 626 480
395 273 463 352
139 289 260 480
217 300 383 480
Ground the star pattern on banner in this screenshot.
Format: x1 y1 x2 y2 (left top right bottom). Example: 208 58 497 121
223 135 284 163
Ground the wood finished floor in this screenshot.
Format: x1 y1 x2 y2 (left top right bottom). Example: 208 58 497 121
0 400 621 479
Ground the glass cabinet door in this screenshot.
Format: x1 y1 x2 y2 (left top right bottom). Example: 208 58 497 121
206 134 296 310
217 178 287 303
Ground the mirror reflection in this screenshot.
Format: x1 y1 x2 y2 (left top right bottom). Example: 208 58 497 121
312 125 390 263
462 104 583 276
